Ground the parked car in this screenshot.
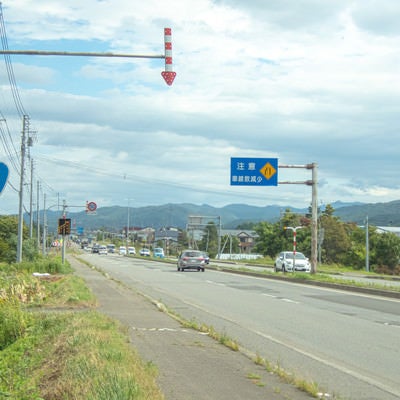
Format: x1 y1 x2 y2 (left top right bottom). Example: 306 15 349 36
128 246 136 255
140 248 151 256
177 250 206 272
98 245 108 255
201 252 210 264
274 251 311 273
153 247 164 258
119 246 127 255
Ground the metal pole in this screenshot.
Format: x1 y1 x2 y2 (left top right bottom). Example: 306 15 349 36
366 219 369 272
16 115 28 263
29 159 33 238
217 216 222 259
310 162 318 274
36 180 40 250
42 193 46 255
126 200 130 250
61 200 67 264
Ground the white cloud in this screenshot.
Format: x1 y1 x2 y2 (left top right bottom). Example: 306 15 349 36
0 0 399 217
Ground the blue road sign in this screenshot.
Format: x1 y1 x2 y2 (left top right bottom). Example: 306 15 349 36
230 157 278 186
0 162 9 194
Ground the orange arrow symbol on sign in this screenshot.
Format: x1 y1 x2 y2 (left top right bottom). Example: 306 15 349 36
260 162 277 180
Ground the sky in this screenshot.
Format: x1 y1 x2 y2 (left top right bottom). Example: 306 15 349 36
0 0 399 216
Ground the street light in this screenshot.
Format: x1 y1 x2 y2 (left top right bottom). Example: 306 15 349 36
126 199 134 251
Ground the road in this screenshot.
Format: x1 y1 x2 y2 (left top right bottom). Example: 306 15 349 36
78 253 400 400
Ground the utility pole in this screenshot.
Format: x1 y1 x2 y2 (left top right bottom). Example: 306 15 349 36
29 159 33 238
36 180 40 251
310 162 318 274
42 193 46 255
365 215 369 272
16 115 29 263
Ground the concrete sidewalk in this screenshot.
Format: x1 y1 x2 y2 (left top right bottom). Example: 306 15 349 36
69 256 314 400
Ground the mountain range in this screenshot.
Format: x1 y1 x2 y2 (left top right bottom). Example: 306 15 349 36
37 200 400 233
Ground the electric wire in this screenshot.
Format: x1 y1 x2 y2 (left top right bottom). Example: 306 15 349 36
0 3 27 117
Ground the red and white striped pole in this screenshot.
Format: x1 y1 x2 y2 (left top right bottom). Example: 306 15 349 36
284 225 303 271
293 230 297 256
161 27 176 86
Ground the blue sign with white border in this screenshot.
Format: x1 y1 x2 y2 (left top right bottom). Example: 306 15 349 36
230 157 278 186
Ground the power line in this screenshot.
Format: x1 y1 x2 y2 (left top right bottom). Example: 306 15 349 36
0 3 27 117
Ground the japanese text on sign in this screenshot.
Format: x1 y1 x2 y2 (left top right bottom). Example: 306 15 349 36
230 157 278 186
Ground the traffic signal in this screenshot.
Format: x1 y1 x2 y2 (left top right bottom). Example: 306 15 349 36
58 218 71 235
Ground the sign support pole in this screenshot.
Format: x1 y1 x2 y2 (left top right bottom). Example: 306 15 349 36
279 163 318 273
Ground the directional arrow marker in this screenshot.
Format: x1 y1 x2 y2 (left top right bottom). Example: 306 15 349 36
161 71 176 86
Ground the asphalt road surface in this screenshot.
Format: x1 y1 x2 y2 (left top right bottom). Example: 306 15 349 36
74 253 400 400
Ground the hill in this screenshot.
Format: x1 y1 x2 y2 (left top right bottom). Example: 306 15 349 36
32 200 400 234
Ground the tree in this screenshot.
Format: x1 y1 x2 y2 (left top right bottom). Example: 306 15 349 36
319 205 351 264
0 216 23 263
370 231 400 273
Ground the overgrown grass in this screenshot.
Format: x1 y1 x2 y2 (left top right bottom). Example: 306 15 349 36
0 311 164 399
0 256 164 400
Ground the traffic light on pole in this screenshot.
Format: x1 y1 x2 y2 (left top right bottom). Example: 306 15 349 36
58 218 71 235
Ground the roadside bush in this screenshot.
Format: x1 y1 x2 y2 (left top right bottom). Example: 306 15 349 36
13 256 72 275
0 300 32 350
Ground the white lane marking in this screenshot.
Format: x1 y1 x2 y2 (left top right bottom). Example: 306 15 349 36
132 326 208 334
206 280 226 287
262 294 277 299
262 293 300 304
281 298 300 304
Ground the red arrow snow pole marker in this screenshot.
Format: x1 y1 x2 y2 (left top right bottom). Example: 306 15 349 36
161 27 176 86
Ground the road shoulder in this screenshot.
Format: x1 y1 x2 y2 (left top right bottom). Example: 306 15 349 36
69 255 315 400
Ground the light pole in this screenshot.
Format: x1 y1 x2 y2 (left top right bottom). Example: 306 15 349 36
126 199 133 251
365 215 369 272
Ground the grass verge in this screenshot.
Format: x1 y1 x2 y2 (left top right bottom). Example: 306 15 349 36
0 257 164 400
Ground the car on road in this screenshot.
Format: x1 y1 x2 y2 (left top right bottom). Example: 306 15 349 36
177 250 206 272
119 246 127 255
153 247 164 258
140 248 151 256
201 251 210 264
128 246 136 255
274 251 311 273
98 245 108 255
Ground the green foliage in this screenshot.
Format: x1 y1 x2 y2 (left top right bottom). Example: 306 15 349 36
0 300 33 350
199 222 219 258
371 231 400 272
253 204 400 273
9 256 73 274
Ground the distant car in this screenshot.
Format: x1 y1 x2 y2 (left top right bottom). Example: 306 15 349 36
128 246 136 255
119 246 127 255
98 245 108 255
140 248 151 256
274 251 311 273
177 250 206 272
153 247 164 258
201 252 210 264
92 244 100 254
106 244 115 253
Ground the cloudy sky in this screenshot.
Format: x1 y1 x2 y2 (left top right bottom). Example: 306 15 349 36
0 0 399 215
